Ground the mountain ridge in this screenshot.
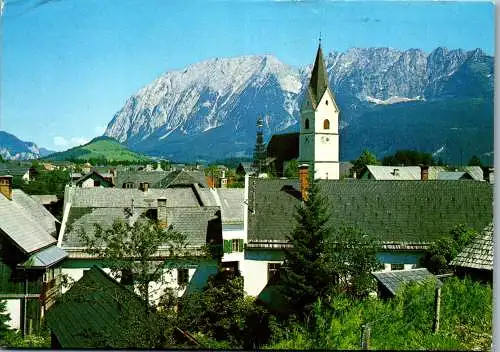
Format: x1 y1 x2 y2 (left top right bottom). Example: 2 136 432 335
104 46 493 164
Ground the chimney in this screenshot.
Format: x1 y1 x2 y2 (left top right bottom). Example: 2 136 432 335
220 170 227 188
0 175 13 200
298 164 309 201
139 182 149 192
157 197 167 228
420 165 429 181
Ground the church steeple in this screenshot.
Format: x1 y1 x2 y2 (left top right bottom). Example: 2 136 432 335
308 42 329 107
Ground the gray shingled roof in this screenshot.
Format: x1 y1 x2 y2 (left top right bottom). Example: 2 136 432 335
160 170 208 188
61 187 221 249
21 245 68 268
13 190 58 234
247 179 493 245
464 166 484 181
68 187 201 208
364 165 421 180
0 190 57 254
115 171 172 189
215 188 245 224
450 223 493 271
437 171 471 180
115 170 208 189
372 268 441 295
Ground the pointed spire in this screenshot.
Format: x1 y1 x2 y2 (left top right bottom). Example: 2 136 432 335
308 40 329 107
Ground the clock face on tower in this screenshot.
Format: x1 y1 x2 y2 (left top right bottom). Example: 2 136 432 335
320 136 330 144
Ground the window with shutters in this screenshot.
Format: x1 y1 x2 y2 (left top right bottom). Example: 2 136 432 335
223 239 244 253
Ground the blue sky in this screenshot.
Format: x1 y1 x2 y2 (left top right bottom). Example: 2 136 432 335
0 0 495 151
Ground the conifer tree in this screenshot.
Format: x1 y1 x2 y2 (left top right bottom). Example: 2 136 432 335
0 300 11 341
252 117 267 174
278 172 381 316
278 173 335 316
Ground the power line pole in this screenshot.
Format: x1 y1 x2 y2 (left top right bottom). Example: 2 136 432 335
433 286 442 333
360 323 371 350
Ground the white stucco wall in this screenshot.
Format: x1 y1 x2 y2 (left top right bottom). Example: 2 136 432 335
242 259 283 297
63 265 203 303
81 178 96 188
299 89 340 180
6 299 21 330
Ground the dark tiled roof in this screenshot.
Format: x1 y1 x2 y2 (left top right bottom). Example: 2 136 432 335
372 268 441 296
0 189 56 254
115 171 171 189
247 179 493 245
115 170 207 189
160 170 208 188
0 163 29 177
266 133 299 162
46 266 165 348
61 187 221 249
450 223 493 271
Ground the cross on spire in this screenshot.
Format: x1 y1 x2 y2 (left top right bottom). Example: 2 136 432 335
319 32 322 46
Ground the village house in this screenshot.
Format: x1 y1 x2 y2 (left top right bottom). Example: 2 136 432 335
46 266 167 349
238 43 493 299
116 169 208 189
0 163 31 183
450 222 493 283
72 170 115 188
57 182 223 303
0 175 67 334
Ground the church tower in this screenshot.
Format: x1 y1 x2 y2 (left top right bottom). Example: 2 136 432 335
299 41 340 180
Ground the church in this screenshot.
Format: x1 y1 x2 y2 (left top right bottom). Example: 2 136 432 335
267 42 343 179
239 43 493 301
298 41 340 180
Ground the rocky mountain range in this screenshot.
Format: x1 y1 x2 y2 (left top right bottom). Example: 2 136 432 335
0 131 54 160
104 46 493 164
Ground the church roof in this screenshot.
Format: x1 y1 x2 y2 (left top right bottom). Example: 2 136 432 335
308 44 329 107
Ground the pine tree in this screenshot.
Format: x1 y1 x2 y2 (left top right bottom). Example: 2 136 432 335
252 117 266 174
0 300 11 341
278 174 335 316
278 173 382 316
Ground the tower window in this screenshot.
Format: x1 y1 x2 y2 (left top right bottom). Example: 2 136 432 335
305 119 310 129
323 119 330 130
326 100 328 105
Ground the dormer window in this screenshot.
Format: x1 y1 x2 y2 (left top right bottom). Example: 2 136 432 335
305 119 310 129
323 119 330 130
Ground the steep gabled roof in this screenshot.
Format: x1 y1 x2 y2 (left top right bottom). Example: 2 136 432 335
46 266 166 348
247 179 493 246
60 187 221 250
74 170 114 187
0 189 57 254
307 44 329 107
450 223 493 271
